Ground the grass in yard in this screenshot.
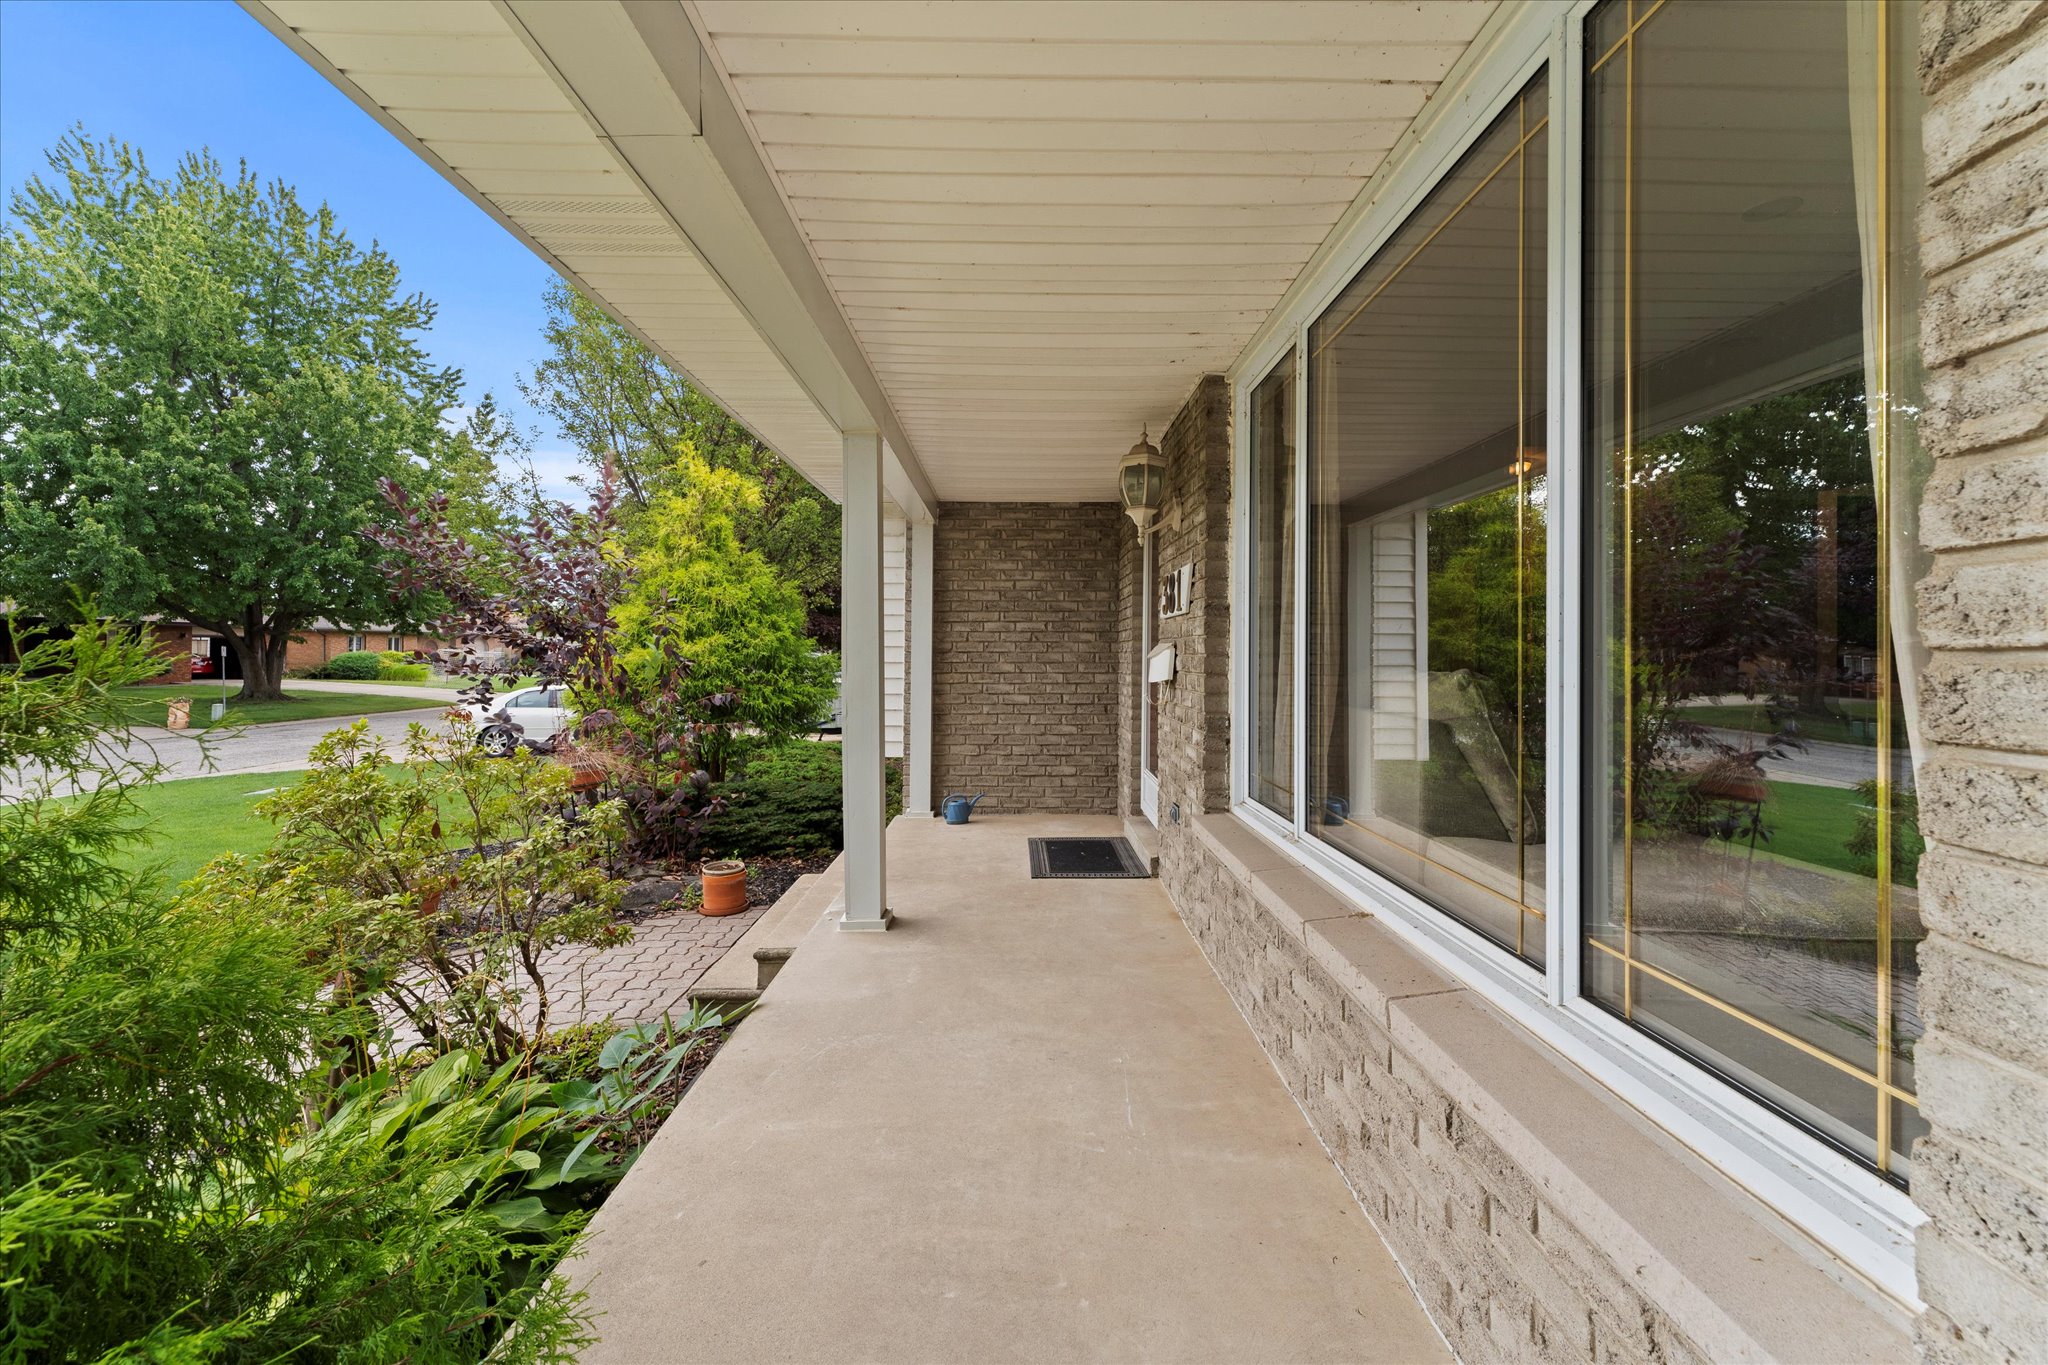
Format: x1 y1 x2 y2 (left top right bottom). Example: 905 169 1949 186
411 674 539 691
288 674 540 692
1753 779 1869 877
109 769 313 889
106 763 464 890
115 685 445 730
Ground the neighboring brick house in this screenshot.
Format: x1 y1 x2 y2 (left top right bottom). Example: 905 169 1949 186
276 620 439 674
143 620 193 683
263 2 2048 1361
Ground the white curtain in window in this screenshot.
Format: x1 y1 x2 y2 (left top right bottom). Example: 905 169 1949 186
1847 1 1930 770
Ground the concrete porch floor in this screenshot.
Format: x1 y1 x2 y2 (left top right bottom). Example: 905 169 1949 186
571 814 1448 1364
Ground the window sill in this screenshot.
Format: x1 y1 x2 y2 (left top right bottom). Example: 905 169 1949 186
1189 811 1915 1362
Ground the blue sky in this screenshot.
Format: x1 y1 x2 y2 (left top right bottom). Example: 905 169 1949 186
0 0 584 498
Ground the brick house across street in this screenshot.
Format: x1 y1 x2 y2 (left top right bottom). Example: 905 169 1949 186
248 3 2048 1361
129 619 446 683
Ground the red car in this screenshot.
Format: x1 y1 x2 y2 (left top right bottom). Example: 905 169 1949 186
189 654 217 678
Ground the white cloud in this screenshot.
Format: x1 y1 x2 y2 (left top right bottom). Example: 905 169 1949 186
518 448 590 507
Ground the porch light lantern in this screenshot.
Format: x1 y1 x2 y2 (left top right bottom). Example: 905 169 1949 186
1118 427 1167 530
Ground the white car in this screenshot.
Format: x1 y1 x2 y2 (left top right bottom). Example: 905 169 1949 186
464 685 574 756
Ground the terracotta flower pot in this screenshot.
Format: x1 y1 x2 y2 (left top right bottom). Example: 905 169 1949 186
700 859 748 916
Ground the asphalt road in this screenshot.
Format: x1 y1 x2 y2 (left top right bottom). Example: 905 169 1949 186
1700 727 1913 789
4 704 452 800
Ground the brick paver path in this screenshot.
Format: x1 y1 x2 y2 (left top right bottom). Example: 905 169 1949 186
540 900 768 1027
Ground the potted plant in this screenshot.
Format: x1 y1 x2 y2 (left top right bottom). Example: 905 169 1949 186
699 858 747 916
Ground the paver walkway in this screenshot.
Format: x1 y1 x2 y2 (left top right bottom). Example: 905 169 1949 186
540 899 767 1027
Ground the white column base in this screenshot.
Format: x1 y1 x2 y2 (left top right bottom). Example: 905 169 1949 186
836 905 895 933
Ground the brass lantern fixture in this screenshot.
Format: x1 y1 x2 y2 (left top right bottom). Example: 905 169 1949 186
1118 427 1166 530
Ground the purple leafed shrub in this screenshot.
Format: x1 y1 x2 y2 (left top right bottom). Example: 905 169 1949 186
367 469 734 865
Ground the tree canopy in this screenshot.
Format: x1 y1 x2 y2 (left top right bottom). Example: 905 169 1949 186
0 133 462 698
520 280 842 642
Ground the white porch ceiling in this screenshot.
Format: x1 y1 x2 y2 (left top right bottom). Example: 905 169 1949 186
247 0 1500 504
690 1 1493 501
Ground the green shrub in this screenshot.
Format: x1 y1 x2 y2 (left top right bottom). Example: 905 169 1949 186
378 661 430 682
615 452 838 781
700 742 901 860
321 649 382 680
0 622 600 1360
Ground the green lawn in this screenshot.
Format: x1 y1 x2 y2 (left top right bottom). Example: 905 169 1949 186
409 674 539 691
109 769 313 889
1754 779 1868 876
287 674 539 692
107 763 465 890
116 685 445 730
1659 778 1916 885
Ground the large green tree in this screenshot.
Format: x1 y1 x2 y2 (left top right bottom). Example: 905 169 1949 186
520 280 842 640
0 133 459 699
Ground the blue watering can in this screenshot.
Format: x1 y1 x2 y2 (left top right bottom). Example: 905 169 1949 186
941 793 985 825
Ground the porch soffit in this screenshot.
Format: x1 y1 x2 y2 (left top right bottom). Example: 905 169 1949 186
687 1 1495 501
245 0 1498 504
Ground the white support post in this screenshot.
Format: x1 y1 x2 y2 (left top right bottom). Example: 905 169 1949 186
839 430 892 931
905 516 935 818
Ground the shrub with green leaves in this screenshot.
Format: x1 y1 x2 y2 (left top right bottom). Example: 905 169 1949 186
377 661 430 682
700 741 902 860
257 717 630 1066
321 649 383 680
0 620 603 1360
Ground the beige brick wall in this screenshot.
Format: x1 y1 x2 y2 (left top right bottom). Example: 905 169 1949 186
1153 376 1234 825
1910 4 2048 1361
1167 838 1712 1364
931 502 1121 813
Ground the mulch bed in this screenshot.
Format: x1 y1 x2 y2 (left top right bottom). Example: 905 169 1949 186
615 852 836 922
743 852 836 911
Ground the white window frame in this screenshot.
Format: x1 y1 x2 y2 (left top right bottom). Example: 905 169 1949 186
1223 0 1921 1306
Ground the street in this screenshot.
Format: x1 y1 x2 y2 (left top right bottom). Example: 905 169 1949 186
3 703 454 799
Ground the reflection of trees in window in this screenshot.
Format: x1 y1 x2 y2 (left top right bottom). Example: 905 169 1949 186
1618 372 1896 850
1425 483 1545 814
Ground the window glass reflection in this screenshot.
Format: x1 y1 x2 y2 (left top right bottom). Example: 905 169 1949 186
1582 0 1926 1183
1249 355 1296 817
1307 73 1549 965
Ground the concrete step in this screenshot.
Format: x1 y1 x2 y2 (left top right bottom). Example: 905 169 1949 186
689 861 844 1005
1122 818 1160 875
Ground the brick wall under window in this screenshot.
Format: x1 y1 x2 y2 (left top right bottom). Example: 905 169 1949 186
931 502 1121 813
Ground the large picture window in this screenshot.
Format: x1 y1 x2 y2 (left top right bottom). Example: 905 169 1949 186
1247 354 1296 817
1581 0 1926 1183
1236 0 1932 1254
1306 72 1549 965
